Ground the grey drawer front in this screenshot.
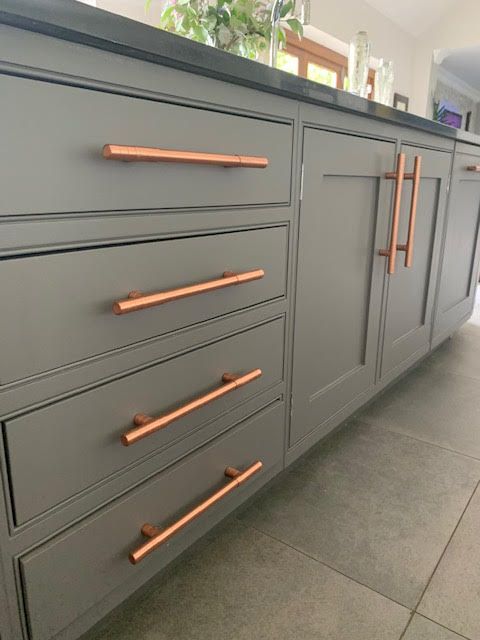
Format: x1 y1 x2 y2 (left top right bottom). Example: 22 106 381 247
1 75 292 215
20 401 284 640
6 318 285 525
0 226 287 384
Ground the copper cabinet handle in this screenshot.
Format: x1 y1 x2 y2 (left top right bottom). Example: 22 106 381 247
113 269 265 315
121 369 262 446
380 153 406 274
103 145 268 168
467 165 480 172
129 461 263 564
398 155 422 268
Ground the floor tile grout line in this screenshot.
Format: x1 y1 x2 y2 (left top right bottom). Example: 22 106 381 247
411 478 480 615
417 613 473 640
397 610 415 640
245 523 411 611
357 417 480 464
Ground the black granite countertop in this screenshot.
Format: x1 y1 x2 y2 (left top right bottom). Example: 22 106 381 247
1 0 479 146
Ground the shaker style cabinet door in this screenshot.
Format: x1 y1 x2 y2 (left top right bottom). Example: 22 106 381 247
290 128 396 446
432 146 480 346
379 145 451 381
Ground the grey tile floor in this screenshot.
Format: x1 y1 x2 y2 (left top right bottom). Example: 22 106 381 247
87 294 480 640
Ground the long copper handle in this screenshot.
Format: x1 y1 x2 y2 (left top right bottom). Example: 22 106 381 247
103 145 268 168
113 269 265 315
121 369 262 446
467 165 480 172
129 461 263 564
380 153 406 274
397 155 422 268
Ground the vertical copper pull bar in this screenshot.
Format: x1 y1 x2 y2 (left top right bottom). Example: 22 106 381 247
113 269 265 315
103 144 268 168
379 153 406 274
121 369 262 446
399 155 422 268
129 461 263 564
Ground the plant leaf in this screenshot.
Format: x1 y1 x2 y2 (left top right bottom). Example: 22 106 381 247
286 18 303 36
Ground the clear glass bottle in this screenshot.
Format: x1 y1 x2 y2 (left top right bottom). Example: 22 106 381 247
374 59 394 106
348 31 371 98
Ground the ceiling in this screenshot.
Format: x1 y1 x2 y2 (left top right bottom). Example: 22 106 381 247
364 0 458 37
441 46 480 91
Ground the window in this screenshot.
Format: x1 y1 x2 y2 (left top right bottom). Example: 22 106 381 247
277 32 375 98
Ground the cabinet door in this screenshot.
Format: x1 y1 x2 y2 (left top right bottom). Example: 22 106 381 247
290 128 395 446
432 148 480 346
380 146 451 381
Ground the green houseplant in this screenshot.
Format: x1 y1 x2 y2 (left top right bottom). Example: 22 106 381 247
146 0 303 60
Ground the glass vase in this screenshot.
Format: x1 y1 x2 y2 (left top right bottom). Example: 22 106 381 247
374 59 394 106
348 31 371 98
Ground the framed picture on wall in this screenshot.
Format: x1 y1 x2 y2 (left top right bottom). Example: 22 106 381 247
393 93 409 112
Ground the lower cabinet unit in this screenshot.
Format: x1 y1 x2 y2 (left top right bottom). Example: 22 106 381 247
379 145 451 381
2 11 480 640
19 401 284 640
290 127 396 445
433 144 480 346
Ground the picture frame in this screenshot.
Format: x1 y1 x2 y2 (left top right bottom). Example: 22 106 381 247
393 92 409 112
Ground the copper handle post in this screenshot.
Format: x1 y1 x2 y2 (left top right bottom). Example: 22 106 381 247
380 153 406 274
467 165 480 173
113 269 264 315
103 145 268 168
398 155 422 268
121 368 262 446
129 461 263 564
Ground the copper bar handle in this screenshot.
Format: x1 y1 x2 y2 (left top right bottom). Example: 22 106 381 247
400 155 422 268
103 145 268 168
379 153 406 275
129 461 263 564
121 368 262 446
113 269 265 315
467 165 480 172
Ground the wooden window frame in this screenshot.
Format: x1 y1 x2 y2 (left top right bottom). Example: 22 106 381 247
284 31 375 97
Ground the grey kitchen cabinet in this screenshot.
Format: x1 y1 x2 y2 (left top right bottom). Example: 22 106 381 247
379 146 451 381
0 75 292 215
290 127 396 446
432 144 480 346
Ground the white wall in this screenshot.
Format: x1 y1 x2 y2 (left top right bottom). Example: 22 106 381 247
96 0 159 27
307 0 415 99
411 0 480 117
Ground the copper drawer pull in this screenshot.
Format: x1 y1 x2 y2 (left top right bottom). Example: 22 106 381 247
103 145 268 168
398 155 422 268
380 153 406 274
121 368 262 446
467 165 480 172
113 269 265 315
129 461 263 564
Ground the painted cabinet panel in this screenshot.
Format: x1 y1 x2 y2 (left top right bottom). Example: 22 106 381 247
379 146 451 380
0 75 292 215
290 128 395 445
433 148 480 345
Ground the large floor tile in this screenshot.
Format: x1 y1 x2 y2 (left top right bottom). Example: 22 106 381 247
359 367 480 459
86 521 409 640
238 421 480 608
419 485 480 640
426 328 480 381
403 615 467 639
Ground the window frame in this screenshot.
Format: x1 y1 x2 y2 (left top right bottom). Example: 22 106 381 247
283 31 375 97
